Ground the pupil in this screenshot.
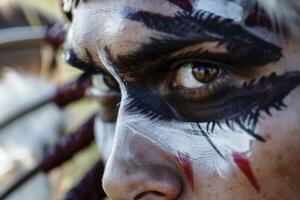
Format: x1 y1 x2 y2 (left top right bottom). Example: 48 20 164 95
192 64 218 83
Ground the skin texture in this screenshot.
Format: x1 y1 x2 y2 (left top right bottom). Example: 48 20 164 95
63 0 300 199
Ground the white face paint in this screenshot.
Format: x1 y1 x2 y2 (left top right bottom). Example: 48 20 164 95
117 102 254 178
94 115 116 162
193 0 244 22
93 1 251 177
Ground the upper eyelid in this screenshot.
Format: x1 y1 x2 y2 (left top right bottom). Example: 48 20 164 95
146 41 281 78
146 48 243 74
169 42 228 58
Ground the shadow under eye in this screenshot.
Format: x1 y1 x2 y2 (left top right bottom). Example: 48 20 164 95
169 71 232 103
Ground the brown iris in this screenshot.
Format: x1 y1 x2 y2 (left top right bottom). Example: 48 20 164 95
192 64 220 83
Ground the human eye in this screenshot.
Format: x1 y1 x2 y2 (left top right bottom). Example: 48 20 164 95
91 73 120 96
91 73 121 122
173 62 221 88
160 57 259 124
168 60 233 101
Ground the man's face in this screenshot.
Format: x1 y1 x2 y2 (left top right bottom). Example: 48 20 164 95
64 0 300 199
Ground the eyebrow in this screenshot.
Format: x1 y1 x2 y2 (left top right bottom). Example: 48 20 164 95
116 10 282 72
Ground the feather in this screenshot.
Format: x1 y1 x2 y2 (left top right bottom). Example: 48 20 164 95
0 69 63 200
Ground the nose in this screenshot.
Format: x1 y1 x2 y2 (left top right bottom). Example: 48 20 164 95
103 132 183 200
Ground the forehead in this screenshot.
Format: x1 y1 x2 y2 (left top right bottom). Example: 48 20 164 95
66 0 183 59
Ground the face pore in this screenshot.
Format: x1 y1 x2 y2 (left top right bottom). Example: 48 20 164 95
64 0 300 199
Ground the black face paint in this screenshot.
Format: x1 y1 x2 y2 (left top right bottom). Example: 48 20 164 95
125 85 178 121
124 71 300 144
170 71 300 139
63 48 104 74
125 10 282 69
170 71 300 120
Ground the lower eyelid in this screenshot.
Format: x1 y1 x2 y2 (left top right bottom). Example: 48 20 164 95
169 73 231 101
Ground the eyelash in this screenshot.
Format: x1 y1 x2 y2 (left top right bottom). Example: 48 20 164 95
169 70 231 101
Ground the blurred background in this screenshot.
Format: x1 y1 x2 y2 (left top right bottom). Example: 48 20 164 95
0 0 101 199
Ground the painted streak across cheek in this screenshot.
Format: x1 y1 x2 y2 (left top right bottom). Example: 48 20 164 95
177 151 194 189
233 153 260 193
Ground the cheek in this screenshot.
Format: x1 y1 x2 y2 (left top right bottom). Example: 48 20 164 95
177 151 194 188
240 87 300 193
121 111 255 178
254 93 300 173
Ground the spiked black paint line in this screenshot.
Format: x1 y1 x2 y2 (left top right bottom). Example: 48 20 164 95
126 10 282 66
119 10 283 75
125 71 300 148
192 72 298 121
171 71 300 141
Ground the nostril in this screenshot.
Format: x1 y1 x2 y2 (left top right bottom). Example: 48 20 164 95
134 190 182 200
134 191 164 200
133 173 183 200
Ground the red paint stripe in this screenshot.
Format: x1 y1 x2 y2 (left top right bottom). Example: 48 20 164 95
178 151 194 189
167 0 193 11
233 153 261 193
